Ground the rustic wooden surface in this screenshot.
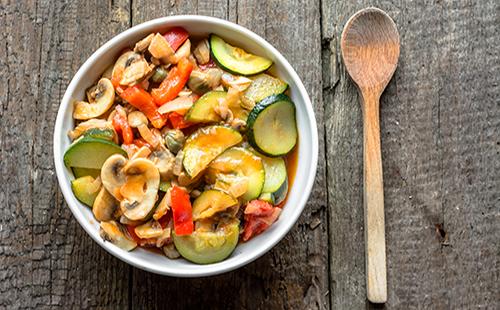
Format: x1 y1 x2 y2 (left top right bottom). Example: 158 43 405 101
0 0 498 309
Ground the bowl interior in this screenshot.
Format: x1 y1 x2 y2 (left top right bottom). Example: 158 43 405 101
54 16 318 276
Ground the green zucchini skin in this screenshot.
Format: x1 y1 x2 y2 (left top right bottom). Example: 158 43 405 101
247 94 298 157
210 34 273 76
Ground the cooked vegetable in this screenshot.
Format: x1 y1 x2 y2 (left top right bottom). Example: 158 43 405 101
210 34 272 76
111 51 142 87
64 30 298 264
244 73 288 104
71 176 101 207
170 186 194 236
187 68 223 95
82 128 116 142
173 219 239 264
64 136 126 169
182 126 243 178
163 27 189 51
151 66 168 83
206 147 265 202
120 86 166 128
100 221 137 251
112 105 134 144
247 94 297 156
118 158 160 220
193 38 210 64
242 200 281 241
151 58 194 106
256 154 288 204
72 167 100 178
163 129 185 154
68 119 114 141
134 220 164 239
73 78 115 120
192 190 238 220
93 187 119 222
185 91 227 123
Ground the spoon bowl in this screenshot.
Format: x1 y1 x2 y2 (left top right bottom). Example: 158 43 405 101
341 8 400 92
340 7 400 304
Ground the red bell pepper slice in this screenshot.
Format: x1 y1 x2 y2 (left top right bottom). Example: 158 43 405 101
170 186 194 236
163 27 189 51
242 200 282 241
131 138 151 149
112 105 134 144
119 86 166 129
168 112 194 129
151 58 193 106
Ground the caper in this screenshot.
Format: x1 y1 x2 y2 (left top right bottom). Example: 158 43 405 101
150 67 168 83
164 129 185 154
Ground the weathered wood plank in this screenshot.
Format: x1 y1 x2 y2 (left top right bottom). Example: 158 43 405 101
439 1 499 308
0 1 40 308
0 0 132 308
322 0 499 308
130 1 329 309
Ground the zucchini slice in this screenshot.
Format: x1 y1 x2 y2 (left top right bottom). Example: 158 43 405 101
192 190 238 221
71 176 101 207
244 74 288 104
247 94 297 157
173 219 240 264
72 167 101 178
210 34 272 76
256 154 288 205
182 126 242 178
206 147 265 202
64 136 127 169
185 91 226 123
82 128 115 141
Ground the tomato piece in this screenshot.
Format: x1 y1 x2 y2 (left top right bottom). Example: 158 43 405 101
242 200 282 241
170 186 194 236
119 86 167 128
151 58 193 106
163 27 189 51
112 105 134 144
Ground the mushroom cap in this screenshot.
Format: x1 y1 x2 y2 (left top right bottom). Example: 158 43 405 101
73 78 115 120
101 154 128 200
119 158 160 221
100 221 137 251
92 187 119 222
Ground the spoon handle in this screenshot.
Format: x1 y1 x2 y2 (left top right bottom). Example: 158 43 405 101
361 91 387 303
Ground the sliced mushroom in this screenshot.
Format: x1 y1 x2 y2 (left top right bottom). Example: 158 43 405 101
156 227 172 248
163 243 180 259
148 33 175 60
134 220 164 239
100 221 137 251
101 154 128 200
173 150 184 176
193 39 210 64
134 33 155 52
111 51 142 85
120 56 153 86
67 119 114 141
119 158 160 221
92 187 119 222
187 68 223 95
128 111 148 128
153 190 170 220
73 78 115 120
149 147 175 180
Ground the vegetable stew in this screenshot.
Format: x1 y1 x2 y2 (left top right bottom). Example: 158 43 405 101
64 28 299 264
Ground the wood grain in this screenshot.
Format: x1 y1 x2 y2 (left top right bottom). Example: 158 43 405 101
1 0 498 309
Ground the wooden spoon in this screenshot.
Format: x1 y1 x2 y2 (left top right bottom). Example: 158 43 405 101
340 7 400 303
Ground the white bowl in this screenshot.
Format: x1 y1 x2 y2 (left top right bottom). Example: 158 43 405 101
53 15 318 277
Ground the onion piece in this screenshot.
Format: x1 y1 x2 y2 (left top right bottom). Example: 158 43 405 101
157 96 194 115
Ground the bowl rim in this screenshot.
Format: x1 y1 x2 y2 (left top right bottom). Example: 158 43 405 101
53 15 318 277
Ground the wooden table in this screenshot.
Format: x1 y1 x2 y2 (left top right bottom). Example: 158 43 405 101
1 1 498 309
